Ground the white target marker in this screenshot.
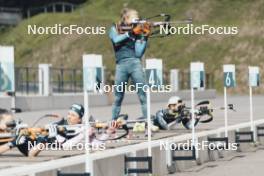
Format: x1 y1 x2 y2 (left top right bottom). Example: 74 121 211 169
83 54 103 93
0 46 15 92
190 62 205 159
0 46 15 111
223 64 236 137
147 88 152 157
248 66 260 141
146 59 163 87
83 54 103 176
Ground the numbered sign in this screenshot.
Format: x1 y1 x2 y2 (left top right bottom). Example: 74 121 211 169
190 62 205 88
145 59 163 86
223 65 236 87
83 54 103 92
249 66 260 87
0 46 15 92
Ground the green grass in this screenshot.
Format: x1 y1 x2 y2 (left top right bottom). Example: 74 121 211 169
0 0 264 93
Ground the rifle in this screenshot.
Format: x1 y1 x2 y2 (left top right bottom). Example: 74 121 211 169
0 114 132 144
179 100 236 124
116 13 192 38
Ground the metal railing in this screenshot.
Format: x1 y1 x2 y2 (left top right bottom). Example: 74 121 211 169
51 67 83 93
15 67 39 95
14 67 215 95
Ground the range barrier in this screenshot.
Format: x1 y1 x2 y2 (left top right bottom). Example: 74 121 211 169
207 137 229 150
257 126 264 137
172 146 196 161
1 119 264 176
57 170 90 176
124 156 152 174
235 131 254 143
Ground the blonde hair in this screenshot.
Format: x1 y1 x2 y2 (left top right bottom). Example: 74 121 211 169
120 8 138 24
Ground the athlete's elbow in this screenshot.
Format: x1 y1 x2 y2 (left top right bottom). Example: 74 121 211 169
112 38 120 44
110 34 124 44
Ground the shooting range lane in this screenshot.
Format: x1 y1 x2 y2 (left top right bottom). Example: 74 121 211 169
1 95 264 171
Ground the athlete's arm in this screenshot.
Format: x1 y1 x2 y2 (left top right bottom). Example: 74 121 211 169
109 26 129 44
167 120 178 130
155 110 169 130
182 117 200 129
166 113 182 130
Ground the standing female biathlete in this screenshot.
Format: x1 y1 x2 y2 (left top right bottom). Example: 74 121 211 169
109 8 151 120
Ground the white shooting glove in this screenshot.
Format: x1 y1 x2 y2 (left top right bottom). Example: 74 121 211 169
46 124 58 138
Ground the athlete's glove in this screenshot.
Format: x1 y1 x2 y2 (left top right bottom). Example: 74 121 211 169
132 24 143 35
142 23 151 36
46 124 58 138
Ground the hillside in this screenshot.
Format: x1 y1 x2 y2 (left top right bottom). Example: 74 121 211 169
0 0 264 93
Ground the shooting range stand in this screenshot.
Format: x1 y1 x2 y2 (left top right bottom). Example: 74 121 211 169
235 131 254 145
207 136 229 150
171 145 196 161
257 126 264 137
124 155 152 175
57 170 90 176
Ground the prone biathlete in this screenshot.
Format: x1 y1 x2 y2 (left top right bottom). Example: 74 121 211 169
0 104 115 157
0 109 31 155
109 8 151 120
0 104 86 156
153 96 200 130
28 103 86 156
28 104 116 156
